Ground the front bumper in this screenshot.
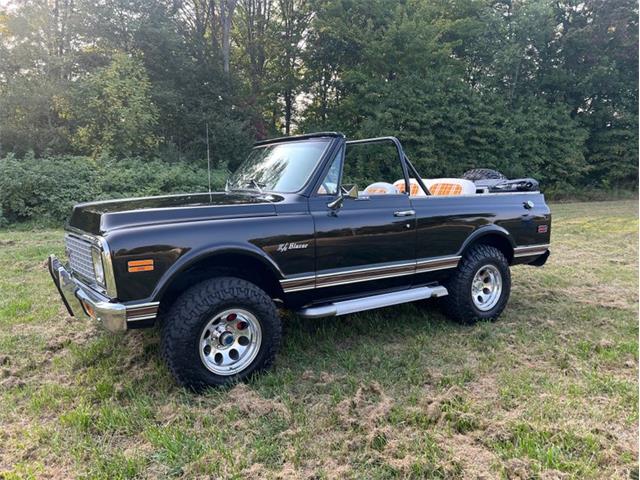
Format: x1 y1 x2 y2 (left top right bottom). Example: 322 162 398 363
48 254 127 332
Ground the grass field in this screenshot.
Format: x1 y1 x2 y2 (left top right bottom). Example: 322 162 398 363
0 200 637 479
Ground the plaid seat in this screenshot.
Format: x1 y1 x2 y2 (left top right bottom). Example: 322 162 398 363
393 179 426 196
429 183 463 196
394 178 471 196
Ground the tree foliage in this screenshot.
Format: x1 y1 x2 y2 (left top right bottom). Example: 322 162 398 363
0 0 636 189
0 153 223 224
69 53 160 157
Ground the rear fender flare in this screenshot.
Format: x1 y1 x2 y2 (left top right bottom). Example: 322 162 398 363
457 225 516 262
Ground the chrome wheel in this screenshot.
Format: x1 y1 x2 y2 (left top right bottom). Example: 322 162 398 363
471 264 502 311
199 308 262 376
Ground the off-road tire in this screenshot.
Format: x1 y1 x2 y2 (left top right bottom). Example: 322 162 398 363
462 168 506 181
161 276 281 391
441 245 511 324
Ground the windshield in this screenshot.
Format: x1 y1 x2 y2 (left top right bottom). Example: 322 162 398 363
227 139 331 193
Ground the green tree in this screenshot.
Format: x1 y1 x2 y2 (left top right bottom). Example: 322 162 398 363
0 0 76 156
0 0 637 191
234 0 279 138
69 52 160 157
272 0 312 134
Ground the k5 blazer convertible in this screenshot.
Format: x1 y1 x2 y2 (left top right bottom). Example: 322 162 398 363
48 132 551 390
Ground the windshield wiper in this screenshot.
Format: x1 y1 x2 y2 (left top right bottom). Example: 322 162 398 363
225 178 266 193
247 178 265 193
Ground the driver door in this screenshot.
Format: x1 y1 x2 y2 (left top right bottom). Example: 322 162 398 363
309 140 417 300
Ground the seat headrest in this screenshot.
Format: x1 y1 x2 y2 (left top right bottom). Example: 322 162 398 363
363 182 399 195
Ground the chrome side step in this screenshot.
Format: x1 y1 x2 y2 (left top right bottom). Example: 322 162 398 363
297 285 448 319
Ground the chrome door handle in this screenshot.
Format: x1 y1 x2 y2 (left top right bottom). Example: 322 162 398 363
394 210 415 217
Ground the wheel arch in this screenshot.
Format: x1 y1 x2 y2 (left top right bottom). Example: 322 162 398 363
154 247 285 315
458 226 515 264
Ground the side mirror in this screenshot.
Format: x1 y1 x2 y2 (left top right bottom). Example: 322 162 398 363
342 184 358 199
327 184 358 210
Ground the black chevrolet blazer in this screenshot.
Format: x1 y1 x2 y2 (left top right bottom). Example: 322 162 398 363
48 132 551 389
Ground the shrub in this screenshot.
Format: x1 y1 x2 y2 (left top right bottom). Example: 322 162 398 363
0 153 227 225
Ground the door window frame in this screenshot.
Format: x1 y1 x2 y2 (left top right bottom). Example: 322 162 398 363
311 136 414 198
314 144 345 196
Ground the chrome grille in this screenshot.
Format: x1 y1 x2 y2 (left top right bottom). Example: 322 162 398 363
65 234 96 282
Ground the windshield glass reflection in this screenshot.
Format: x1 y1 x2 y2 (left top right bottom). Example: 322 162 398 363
227 139 331 193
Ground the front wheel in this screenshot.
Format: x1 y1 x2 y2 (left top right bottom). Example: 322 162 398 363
161 277 282 391
441 245 511 324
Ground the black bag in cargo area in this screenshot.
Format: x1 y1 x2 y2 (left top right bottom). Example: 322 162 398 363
473 178 540 193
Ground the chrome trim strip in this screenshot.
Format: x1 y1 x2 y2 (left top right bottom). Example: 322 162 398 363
514 243 550 250
316 261 415 278
280 275 315 284
97 235 118 298
415 256 461 273
515 243 551 250
126 301 160 310
315 261 415 289
316 268 415 289
514 250 548 258
280 274 316 293
126 314 158 322
280 255 461 293
513 244 550 258
126 301 160 322
416 256 461 265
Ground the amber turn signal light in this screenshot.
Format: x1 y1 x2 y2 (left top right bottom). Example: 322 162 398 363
128 259 154 272
82 300 96 319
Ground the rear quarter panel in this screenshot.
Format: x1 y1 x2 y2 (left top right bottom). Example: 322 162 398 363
410 192 551 259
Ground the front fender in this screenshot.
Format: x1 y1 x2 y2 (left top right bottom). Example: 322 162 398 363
149 242 285 302
105 214 311 303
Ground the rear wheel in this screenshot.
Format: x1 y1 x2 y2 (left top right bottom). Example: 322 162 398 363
161 277 282 391
441 245 511 324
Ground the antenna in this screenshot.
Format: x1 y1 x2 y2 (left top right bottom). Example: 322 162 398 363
206 122 212 200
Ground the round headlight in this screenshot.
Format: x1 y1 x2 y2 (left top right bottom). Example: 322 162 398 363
91 247 105 287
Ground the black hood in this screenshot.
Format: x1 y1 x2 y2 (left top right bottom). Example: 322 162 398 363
68 192 281 234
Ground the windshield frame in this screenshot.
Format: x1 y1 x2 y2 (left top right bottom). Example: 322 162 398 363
227 135 343 196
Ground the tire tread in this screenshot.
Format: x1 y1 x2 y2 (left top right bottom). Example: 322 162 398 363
160 276 281 391
442 244 510 324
